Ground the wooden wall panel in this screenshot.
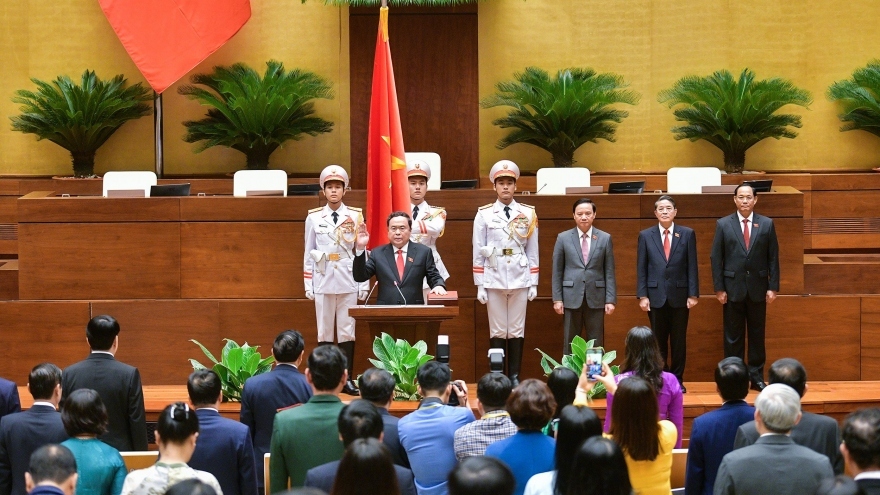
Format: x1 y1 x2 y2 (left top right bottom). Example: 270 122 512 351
811 191 880 218
861 298 880 380
18 196 180 223
0 260 18 300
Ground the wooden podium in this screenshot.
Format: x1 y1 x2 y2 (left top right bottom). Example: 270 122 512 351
349 302 459 355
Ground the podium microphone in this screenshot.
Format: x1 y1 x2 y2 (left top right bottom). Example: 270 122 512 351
364 280 379 305
393 281 407 306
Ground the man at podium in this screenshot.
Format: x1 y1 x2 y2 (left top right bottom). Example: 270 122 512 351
353 211 447 305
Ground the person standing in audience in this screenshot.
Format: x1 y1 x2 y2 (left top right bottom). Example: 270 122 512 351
448 457 515 495
398 361 474 495
0 377 20 422
840 408 880 494
330 438 401 495
357 368 408 468
542 368 579 436
473 160 539 385
0 363 68 495
685 357 755 495
453 373 516 460
187 371 257 495
62 315 148 452
304 165 368 396
815 476 865 495
407 159 449 302
563 437 633 495
121 403 221 495
59 389 126 495
24 445 78 495
269 345 347 492
240 330 312 492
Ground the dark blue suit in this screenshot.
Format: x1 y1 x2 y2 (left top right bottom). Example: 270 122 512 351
26 486 65 495
303 459 416 495
240 364 312 489
0 405 68 495
0 380 20 421
189 409 258 495
378 408 409 468
684 400 754 495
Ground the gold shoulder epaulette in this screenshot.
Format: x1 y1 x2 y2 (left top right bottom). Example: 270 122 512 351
431 206 445 212
348 206 362 211
479 203 493 210
308 207 322 213
519 203 535 209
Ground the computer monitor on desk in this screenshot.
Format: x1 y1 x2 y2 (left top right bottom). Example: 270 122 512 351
608 181 645 194
150 184 191 197
742 179 773 193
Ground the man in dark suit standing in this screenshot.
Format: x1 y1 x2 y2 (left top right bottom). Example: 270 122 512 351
0 364 68 495
188 370 257 495
61 315 147 451
552 198 616 351
711 184 779 390
637 195 699 391
0 378 20 422
358 368 409 468
353 211 446 305
841 408 880 495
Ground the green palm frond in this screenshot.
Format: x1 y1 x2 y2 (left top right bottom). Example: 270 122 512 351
179 60 334 170
658 69 811 174
828 61 880 138
481 67 640 167
9 70 152 177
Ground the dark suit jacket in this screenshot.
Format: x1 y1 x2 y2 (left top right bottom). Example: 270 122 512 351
734 410 843 474
857 478 880 495
0 405 68 495
303 459 416 495
551 227 616 309
379 407 409 468
353 242 445 305
62 353 147 451
685 400 755 495
26 486 64 495
0 380 20 421
710 213 780 303
637 224 699 307
189 409 258 495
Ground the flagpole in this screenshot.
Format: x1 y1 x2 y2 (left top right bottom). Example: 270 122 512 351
153 91 164 178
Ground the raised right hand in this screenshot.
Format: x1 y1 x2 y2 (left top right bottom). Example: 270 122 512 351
356 223 370 250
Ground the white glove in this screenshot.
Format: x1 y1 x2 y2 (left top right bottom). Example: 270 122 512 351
358 290 369 301
528 286 537 301
305 290 315 300
477 285 488 304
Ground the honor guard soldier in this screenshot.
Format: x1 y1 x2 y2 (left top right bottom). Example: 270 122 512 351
407 159 449 301
304 165 368 395
472 160 539 385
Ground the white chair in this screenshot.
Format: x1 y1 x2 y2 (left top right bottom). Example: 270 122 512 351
405 152 441 191
233 170 288 197
536 167 590 195
666 167 721 194
102 171 157 197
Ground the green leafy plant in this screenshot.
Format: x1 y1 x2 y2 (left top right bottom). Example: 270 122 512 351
828 61 880 138
536 336 619 399
368 333 433 401
10 70 152 178
481 67 640 168
658 68 812 174
189 339 275 402
179 60 334 170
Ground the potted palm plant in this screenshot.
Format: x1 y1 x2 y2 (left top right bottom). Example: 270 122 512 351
658 69 812 174
10 70 152 178
828 61 880 140
481 67 640 168
179 60 334 170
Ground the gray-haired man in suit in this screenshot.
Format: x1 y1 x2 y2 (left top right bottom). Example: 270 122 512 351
552 198 616 352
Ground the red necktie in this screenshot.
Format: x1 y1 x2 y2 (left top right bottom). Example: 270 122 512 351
742 219 750 249
396 249 405 279
663 229 671 260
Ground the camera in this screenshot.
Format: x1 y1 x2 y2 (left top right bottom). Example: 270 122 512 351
488 348 505 373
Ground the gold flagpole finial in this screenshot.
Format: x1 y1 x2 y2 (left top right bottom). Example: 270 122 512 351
380 6 389 42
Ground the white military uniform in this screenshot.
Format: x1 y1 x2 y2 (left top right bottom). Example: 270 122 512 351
407 159 449 301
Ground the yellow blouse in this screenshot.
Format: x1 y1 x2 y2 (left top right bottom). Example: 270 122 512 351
604 420 677 495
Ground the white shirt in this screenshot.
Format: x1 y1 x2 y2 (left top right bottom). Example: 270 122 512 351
578 227 593 254
737 212 754 233
90 351 114 356
31 401 56 410
855 471 880 480
658 222 676 237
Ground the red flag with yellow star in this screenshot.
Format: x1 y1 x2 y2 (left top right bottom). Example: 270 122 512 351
365 7 409 250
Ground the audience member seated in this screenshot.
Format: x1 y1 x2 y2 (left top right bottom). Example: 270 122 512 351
684 357 755 495
453 373 516 460
398 361 474 495
269 345 347 492
447 457 514 495
734 357 843 474
0 377 20 421
329 438 400 495
62 315 148 452
841 407 880 495
714 384 833 495
0 363 68 495
304 400 415 495
357 368 409 468
541 368 578 437
164 479 218 495
121 403 222 495
24 445 77 495
523 405 602 495
240 330 312 492
815 476 866 495
563 437 632 495
187 370 257 495
485 379 556 495
60 389 126 495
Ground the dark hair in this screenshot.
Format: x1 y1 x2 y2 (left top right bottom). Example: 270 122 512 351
359 368 397 404
715 357 750 402
768 358 807 397
187 370 222 407
815 475 865 495
86 315 120 351
386 211 412 228
165 479 218 495
654 195 676 209
274 330 305 363
157 402 199 444
610 376 661 461
734 183 757 197
448 456 515 495
621 326 664 391
61 389 108 437
506 379 555 431
29 363 62 400
331 438 400 495
572 198 596 214
28 445 77 485
547 367 579 419
563 437 632 495
307 345 347 391
842 408 880 470
417 361 451 394
553 405 603 495
338 400 383 446
476 373 512 410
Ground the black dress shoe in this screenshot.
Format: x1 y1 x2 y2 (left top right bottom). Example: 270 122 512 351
342 380 360 396
679 383 687 393
751 380 767 392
